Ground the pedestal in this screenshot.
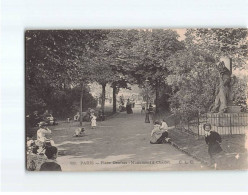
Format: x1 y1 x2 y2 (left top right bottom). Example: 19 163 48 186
227 105 241 113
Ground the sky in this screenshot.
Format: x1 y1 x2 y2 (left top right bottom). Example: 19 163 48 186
174 29 187 41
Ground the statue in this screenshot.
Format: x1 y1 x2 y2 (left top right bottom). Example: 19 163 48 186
211 61 232 113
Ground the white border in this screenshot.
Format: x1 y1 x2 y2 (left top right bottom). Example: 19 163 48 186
1 0 248 192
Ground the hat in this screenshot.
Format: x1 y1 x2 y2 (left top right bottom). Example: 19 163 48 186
154 120 160 125
38 121 47 127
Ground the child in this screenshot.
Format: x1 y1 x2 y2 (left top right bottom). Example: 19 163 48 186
204 123 223 168
160 119 169 131
73 127 85 137
74 112 80 121
40 146 62 171
91 113 97 129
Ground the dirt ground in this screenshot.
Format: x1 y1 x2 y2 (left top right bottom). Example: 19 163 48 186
45 105 210 171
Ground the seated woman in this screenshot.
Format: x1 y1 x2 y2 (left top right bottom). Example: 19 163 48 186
36 122 54 148
150 120 168 144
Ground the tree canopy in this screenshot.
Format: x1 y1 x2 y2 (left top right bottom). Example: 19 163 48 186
25 28 248 119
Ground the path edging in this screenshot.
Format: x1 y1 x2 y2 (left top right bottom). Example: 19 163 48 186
168 140 213 168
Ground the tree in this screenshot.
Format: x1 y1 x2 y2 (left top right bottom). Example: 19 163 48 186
129 29 184 113
25 30 107 122
167 28 248 119
99 30 137 113
166 49 217 119
185 28 248 69
103 29 184 113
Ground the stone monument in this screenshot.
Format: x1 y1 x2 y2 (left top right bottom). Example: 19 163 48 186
211 56 241 113
204 57 248 135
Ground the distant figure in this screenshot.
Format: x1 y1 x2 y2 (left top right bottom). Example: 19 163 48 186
126 99 133 114
141 103 145 114
74 112 80 121
29 110 41 127
40 146 62 171
148 103 155 123
145 108 150 123
204 123 223 168
73 127 85 137
91 113 97 129
148 103 153 111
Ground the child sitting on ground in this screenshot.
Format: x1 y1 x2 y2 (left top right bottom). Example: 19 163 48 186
160 119 175 143
40 146 62 171
73 127 85 137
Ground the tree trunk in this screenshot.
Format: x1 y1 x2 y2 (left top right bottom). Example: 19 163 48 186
101 83 106 120
155 80 159 114
79 83 84 126
113 82 117 113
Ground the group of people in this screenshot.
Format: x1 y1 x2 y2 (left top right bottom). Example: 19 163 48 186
149 119 223 168
27 121 62 171
26 110 57 128
27 122 55 154
150 119 175 144
74 108 98 126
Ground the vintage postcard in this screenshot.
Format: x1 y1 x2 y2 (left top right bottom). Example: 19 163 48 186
25 29 248 171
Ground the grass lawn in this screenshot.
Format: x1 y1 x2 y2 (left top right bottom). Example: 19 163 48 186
154 111 248 170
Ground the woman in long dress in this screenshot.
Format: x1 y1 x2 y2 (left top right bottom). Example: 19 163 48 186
145 109 150 123
91 114 97 129
126 99 133 114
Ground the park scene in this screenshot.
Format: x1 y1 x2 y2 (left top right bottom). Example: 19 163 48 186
25 29 248 171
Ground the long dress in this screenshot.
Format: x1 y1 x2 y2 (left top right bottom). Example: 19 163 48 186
126 102 133 114
150 125 168 144
91 116 97 127
145 109 150 123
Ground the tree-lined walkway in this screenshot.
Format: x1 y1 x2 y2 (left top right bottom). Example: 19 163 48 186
51 106 209 171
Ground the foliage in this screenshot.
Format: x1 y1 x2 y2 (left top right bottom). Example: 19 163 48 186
25 30 105 117
166 49 218 118
167 28 247 119
232 76 248 107
185 28 248 69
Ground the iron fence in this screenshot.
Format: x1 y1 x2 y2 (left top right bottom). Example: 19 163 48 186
175 112 248 138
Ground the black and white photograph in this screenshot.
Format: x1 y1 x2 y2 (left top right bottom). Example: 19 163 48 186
25 28 248 172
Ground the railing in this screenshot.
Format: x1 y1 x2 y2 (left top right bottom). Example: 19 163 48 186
175 112 248 138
